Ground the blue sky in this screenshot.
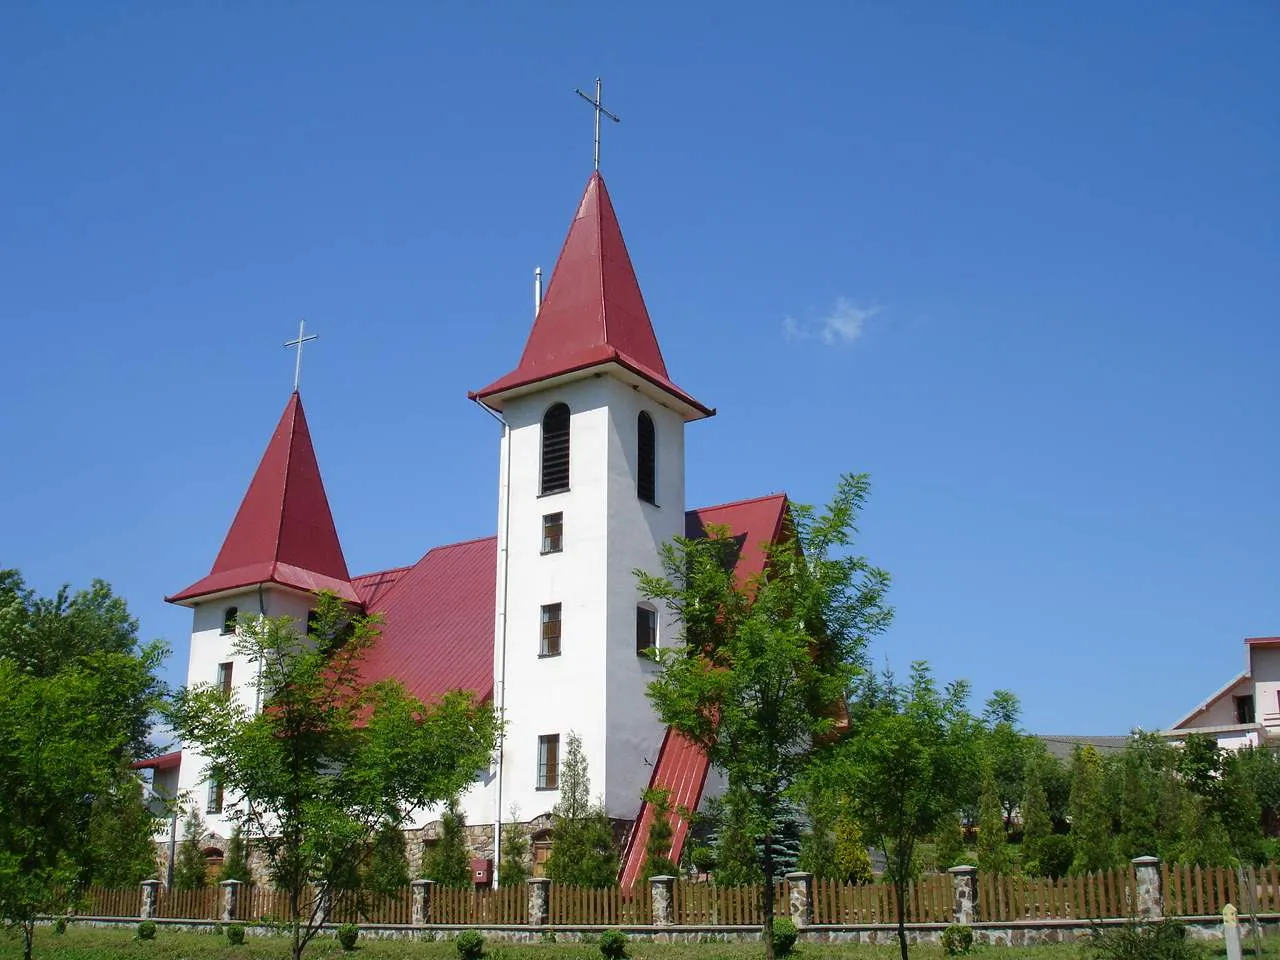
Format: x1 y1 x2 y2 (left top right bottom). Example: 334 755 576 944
2 2 1276 735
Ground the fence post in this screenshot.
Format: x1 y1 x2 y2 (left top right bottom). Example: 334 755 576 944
139 880 161 920
527 878 550 926
220 880 242 922
785 872 813 927
1132 856 1162 920
650 875 676 926
411 879 434 925
948 865 977 925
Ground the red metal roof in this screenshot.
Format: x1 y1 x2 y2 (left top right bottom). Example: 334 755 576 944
619 493 790 888
471 172 711 419
168 393 356 605
357 536 497 706
131 750 182 772
351 565 412 608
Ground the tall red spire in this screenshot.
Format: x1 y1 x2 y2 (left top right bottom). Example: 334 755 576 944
472 172 711 419
167 393 357 605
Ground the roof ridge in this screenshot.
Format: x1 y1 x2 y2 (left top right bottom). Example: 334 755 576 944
269 393 298 563
690 491 788 512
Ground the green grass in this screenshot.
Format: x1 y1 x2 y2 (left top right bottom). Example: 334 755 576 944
3 926 1278 960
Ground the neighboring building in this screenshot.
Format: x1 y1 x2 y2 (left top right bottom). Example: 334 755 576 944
1161 637 1280 752
158 169 788 886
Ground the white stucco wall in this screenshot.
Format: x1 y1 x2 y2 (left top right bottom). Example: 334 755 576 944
1250 646 1280 724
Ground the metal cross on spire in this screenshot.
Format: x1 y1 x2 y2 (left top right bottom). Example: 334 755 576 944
575 77 620 172
283 319 318 393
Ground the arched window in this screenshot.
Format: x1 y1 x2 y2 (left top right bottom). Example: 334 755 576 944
637 411 656 504
540 403 571 495
221 606 238 635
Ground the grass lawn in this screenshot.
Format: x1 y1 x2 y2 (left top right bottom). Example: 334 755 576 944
3 926 1279 960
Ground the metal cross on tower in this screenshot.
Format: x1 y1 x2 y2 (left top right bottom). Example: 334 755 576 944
575 77 620 172
283 319 318 393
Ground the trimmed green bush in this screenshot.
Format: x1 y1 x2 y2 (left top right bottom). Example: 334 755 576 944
771 917 798 956
226 923 246 946
942 924 974 956
455 929 485 960
52 917 68 935
599 928 628 960
136 920 157 940
337 923 359 951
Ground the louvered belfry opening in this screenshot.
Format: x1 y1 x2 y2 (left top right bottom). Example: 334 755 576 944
637 411 656 504
541 403 571 495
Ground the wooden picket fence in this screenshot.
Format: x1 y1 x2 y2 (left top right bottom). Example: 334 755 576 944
82 886 142 918
548 885 646 926
154 886 221 920
1161 862 1280 917
671 882 781 926
811 875 952 924
434 885 530 925
977 865 1137 921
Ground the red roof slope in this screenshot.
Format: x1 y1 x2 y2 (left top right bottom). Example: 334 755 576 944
168 393 356 604
619 493 790 887
472 173 711 418
357 537 497 705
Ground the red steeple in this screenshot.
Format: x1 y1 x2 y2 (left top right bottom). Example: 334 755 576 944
167 393 357 605
472 172 711 419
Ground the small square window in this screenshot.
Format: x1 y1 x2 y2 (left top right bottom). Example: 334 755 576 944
206 779 224 814
636 606 657 656
540 603 562 657
216 662 233 696
537 734 560 790
542 513 564 554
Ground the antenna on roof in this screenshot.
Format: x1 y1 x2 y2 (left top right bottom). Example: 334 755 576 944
534 266 543 318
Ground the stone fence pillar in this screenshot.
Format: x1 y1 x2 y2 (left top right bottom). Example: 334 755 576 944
140 880 161 920
1132 856 1162 920
784 872 813 927
527 878 550 926
948 865 977 925
220 880 242 923
411 879 435 925
650 875 676 926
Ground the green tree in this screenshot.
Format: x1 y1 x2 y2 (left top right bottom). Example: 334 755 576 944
981 691 1030 829
1068 745 1116 873
424 799 472 888
169 591 497 960
828 663 978 960
84 769 162 888
173 807 210 890
637 474 891 959
707 789 764 887
545 732 618 887
832 815 874 884
218 823 253 884
365 823 410 894
499 810 529 888
976 762 1009 875
1020 752 1053 876
796 784 838 880
0 571 167 960
641 788 680 883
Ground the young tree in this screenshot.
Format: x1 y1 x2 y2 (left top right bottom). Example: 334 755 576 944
499 810 529 888
545 733 618 887
981 691 1030 829
796 784 838 880
976 762 1009 875
637 474 892 959
169 591 497 960
423 799 472 888
85 769 163 888
706 789 764 887
827 663 978 960
173 807 210 890
218 823 253 884
1020 752 1053 876
933 815 966 873
641 788 680 883
1068 745 1116 873
0 571 167 960
832 814 874 884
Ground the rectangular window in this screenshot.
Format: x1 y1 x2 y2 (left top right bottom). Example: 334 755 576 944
540 603 562 657
636 606 657 656
1237 695 1256 724
541 512 564 554
206 779 224 814
217 661 233 696
537 734 560 790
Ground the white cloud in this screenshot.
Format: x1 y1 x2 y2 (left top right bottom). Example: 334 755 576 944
783 297 881 345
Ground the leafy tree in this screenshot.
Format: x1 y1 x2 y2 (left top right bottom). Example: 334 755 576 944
706 789 764 887
424 799 472 888
832 815 874 884
544 733 618 887
933 815 966 873
169 591 497 960
976 762 1009 875
1020 752 1053 876
218 823 253 884
1068 745 1116 873
828 663 978 960
499 810 529 888
981 691 1029 829
173 807 211 890
1235 746 1280 835
637 474 891 959
365 823 410 894
0 571 167 960
796 784 838 880
641 788 680 883
85 769 162 888
1217 750 1265 864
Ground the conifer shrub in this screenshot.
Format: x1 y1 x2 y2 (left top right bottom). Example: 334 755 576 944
455 929 485 960
52 918 67 935
136 920 157 940
226 923 246 946
599 929 628 960
337 923 359 950
941 924 974 956
771 917 798 956
1089 919 1203 960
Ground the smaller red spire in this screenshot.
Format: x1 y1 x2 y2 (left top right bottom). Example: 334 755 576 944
167 393 357 605
472 172 711 419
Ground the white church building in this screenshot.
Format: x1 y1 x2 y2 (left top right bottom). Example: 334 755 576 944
143 170 789 888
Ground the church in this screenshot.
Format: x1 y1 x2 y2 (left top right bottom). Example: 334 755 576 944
146 166 791 889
